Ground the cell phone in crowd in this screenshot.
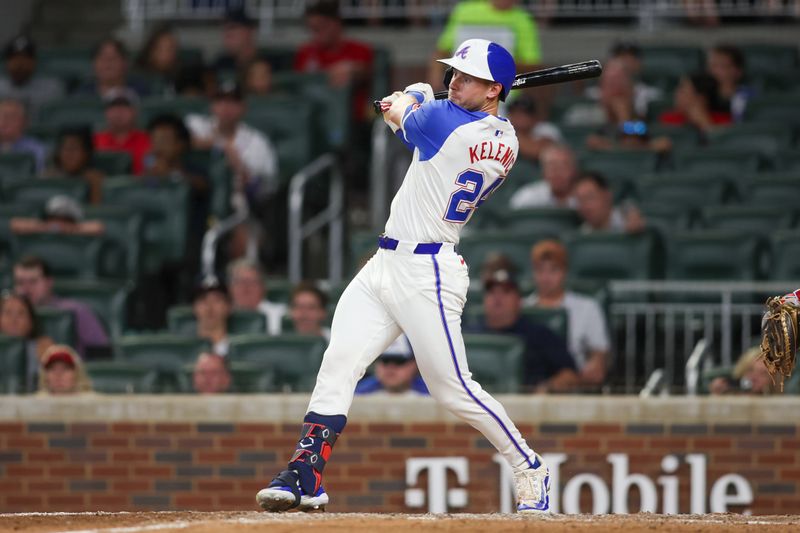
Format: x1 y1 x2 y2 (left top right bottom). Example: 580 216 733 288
620 120 648 136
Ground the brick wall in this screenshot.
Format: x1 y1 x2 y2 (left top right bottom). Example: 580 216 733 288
1 404 798 514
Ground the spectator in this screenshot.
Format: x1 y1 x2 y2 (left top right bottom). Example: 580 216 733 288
289 282 329 340
0 98 46 172
707 44 753 122
428 0 541 87
13 256 109 357
525 240 610 386
93 88 151 175
468 257 578 393
79 37 149 98
11 195 105 237
574 172 645 234
45 127 105 203
227 258 286 335
509 144 578 210
192 278 231 357
192 351 232 394
709 347 775 396
37 344 93 395
355 335 429 396
243 58 273 96
586 42 662 119
0 292 54 391
186 80 278 202
506 94 561 163
0 35 64 116
215 8 260 77
135 24 181 90
294 0 373 122
659 73 731 135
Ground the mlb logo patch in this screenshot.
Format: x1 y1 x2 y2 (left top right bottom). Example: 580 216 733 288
495 130 503 137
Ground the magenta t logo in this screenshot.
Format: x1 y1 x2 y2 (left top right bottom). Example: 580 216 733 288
455 45 470 59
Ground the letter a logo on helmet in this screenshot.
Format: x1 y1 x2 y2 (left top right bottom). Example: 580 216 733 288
438 38 516 101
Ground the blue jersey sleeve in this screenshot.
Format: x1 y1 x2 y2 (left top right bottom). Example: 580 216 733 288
400 100 486 161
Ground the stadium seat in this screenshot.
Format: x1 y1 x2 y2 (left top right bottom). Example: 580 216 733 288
229 361 278 393
740 44 799 77
745 94 800 127
36 307 77 347
700 206 794 237
559 125 597 149
167 306 267 336
499 207 581 233
579 151 659 198
3 178 89 206
258 46 297 72
0 335 27 393
369 46 392 103
706 123 793 158
101 177 189 274
565 231 659 281
35 97 104 133
349 230 378 273
549 96 600 125
226 334 327 392
85 361 161 394
265 278 293 306
0 153 36 181
746 176 800 209
52 279 131 340
770 231 800 280
665 231 764 280
93 151 132 176
674 149 762 178
37 47 93 90
647 124 700 152
458 230 560 280
520 307 569 339
775 150 800 172
115 334 210 367
0 204 37 261
463 333 524 393
635 178 730 209
138 96 209 127
638 202 693 234
83 205 143 280
11 233 104 279
640 45 704 77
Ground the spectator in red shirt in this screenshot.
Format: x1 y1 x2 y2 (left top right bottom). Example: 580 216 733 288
294 0 373 122
659 73 731 135
93 88 151 175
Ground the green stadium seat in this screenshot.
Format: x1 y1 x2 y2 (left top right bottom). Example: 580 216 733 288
638 202 693 234
258 46 297 73
745 94 800 127
665 231 764 280
37 47 93 90
640 45 704 76
349 231 378 273
635 178 729 209
674 149 762 178
52 279 131 339
740 44 799 76
229 361 278 393
458 230 559 280
549 96 599 125
11 233 104 279
370 46 392 103
647 124 700 152
177 47 204 66
499 207 581 233
93 151 132 176
85 361 161 394
265 278 293 306
520 307 569 339
463 333 524 393
746 176 800 209
580 151 659 198
706 123 793 158
565 231 659 281
35 97 104 133
700 206 794 237
0 335 27 393
775 151 800 172
770 231 800 280
138 96 209 127
3 178 89 206
83 205 143 280
167 306 266 336
36 307 77 347
559 125 596 149
0 204 37 261
226 334 327 392
0 153 36 181
101 177 189 273
245 96 314 180
115 334 210 367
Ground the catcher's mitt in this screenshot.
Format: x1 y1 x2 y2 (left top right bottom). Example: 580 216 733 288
760 291 800 391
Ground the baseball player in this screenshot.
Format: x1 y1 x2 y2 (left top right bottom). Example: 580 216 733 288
257 39 550 514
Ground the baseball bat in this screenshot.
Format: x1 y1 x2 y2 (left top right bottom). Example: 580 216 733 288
373 59 602 114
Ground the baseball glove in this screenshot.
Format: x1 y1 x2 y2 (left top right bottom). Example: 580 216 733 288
759 292 800 391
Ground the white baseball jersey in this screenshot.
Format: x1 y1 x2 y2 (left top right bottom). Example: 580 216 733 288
384 100 519 244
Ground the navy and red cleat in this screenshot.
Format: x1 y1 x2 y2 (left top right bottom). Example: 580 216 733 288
256 469 329 512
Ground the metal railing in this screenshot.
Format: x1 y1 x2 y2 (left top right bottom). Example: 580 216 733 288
288 153 344 284
608 280 796 394
200 204 257 281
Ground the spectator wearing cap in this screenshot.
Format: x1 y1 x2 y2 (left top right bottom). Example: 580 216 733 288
193 351 232 394
355 335 430 396
227 258 286 335
525 240 610 386
0 35 64 116
13 256 109 358
215 8 261 76
193 278 232 357
506 94 562 164
289 282 330 341
0 98 46 172
574 172 645 234
37 344 93 395
509 144 578 210
10 195 105 237
468 256 578 393
294 0 373 122
47 127 105 203
93 88 151 175
0 292 54 391
79 38 149 99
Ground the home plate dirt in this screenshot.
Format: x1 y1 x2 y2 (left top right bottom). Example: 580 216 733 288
2 512 798 533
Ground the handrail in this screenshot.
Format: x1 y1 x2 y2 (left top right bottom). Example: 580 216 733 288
685 339 710 397
640 369 665 398
200 205 251 280
288 153 344 284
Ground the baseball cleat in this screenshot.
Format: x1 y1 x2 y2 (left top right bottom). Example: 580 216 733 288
256 469 329 512
514 456 551 514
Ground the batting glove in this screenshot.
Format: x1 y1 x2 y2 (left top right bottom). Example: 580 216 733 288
404 82 434 104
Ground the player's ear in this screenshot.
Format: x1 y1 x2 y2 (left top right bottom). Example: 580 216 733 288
487 82 502 100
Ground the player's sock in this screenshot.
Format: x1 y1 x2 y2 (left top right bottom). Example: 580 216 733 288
287 412 347 496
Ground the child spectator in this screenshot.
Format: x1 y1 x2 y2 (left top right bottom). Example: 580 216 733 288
37 344 93 395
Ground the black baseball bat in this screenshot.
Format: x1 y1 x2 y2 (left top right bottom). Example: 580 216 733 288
373 59 602 114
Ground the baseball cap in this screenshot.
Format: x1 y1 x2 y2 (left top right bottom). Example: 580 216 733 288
378 335 414 364
42 346 79 369
44 195 84 222
214 79 243 101
104 87 139 108
224 7 257 27
481 254 520 290
192 276 230 302
531 240 568 269
4 35 35 59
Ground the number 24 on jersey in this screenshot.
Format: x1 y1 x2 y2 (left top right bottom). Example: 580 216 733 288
444 169 505 223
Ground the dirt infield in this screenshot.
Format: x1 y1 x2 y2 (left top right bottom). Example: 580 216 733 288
2 512 799 533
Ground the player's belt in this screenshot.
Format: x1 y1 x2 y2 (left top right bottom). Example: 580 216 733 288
378 235 447 255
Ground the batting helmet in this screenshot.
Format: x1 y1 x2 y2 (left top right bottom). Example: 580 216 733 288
437 39 516 101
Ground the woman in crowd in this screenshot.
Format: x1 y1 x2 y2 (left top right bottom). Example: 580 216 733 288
136 25 181 92
0 291 53 391
47 127 105 203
